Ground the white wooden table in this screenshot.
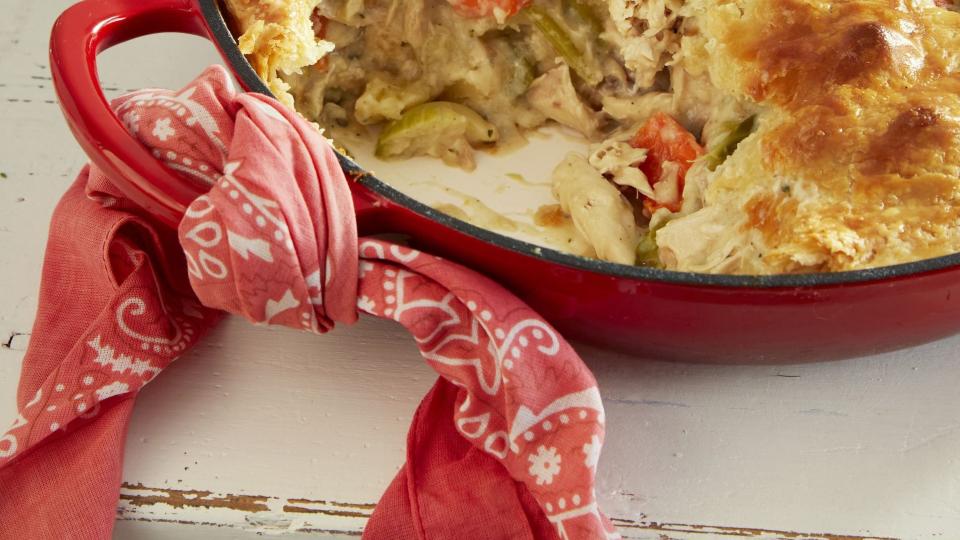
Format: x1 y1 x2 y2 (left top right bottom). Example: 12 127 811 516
3 2 960 539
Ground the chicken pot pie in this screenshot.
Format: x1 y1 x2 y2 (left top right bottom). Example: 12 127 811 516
224 0 960 274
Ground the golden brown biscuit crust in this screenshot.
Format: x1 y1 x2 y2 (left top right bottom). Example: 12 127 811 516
720 0 960 272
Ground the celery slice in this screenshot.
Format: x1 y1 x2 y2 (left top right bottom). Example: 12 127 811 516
375 102 499 167
705 115 757 171
490 39 536 98
635 227 662 268
562 0 603 35
526 6 602 85
635 218 673 268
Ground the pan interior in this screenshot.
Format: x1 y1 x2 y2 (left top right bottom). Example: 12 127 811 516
197 0 960 289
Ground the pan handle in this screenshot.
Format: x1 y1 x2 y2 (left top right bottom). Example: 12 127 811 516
51 0 216 228
50 0 392 231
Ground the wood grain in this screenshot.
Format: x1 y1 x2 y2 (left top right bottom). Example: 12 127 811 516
2 1 960 539
116 482 900 539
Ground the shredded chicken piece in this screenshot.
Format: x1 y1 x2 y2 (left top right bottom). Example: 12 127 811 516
652 160 681 207
552 153 640 265
588 141 654 197
526 66 600 138
601 93 675 124
605 0 684 87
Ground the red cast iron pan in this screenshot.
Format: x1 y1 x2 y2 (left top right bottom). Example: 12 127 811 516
49 0 960 363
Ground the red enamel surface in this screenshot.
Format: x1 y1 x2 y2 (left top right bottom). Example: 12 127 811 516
50 0 960 363
358 199 960 363
50 0 207 227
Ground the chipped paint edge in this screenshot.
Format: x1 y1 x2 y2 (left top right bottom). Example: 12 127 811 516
116 484 899 539
117 483 374 536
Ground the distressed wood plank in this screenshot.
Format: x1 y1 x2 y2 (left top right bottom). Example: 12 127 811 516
115 483 899 539
2 1 959 539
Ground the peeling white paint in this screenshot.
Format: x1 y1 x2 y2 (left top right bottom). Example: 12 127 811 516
3 1 960 540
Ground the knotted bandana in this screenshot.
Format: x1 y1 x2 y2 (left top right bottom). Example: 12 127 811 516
0 66 618 540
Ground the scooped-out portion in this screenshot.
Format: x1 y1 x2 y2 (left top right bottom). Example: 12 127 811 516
226 0 960 275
